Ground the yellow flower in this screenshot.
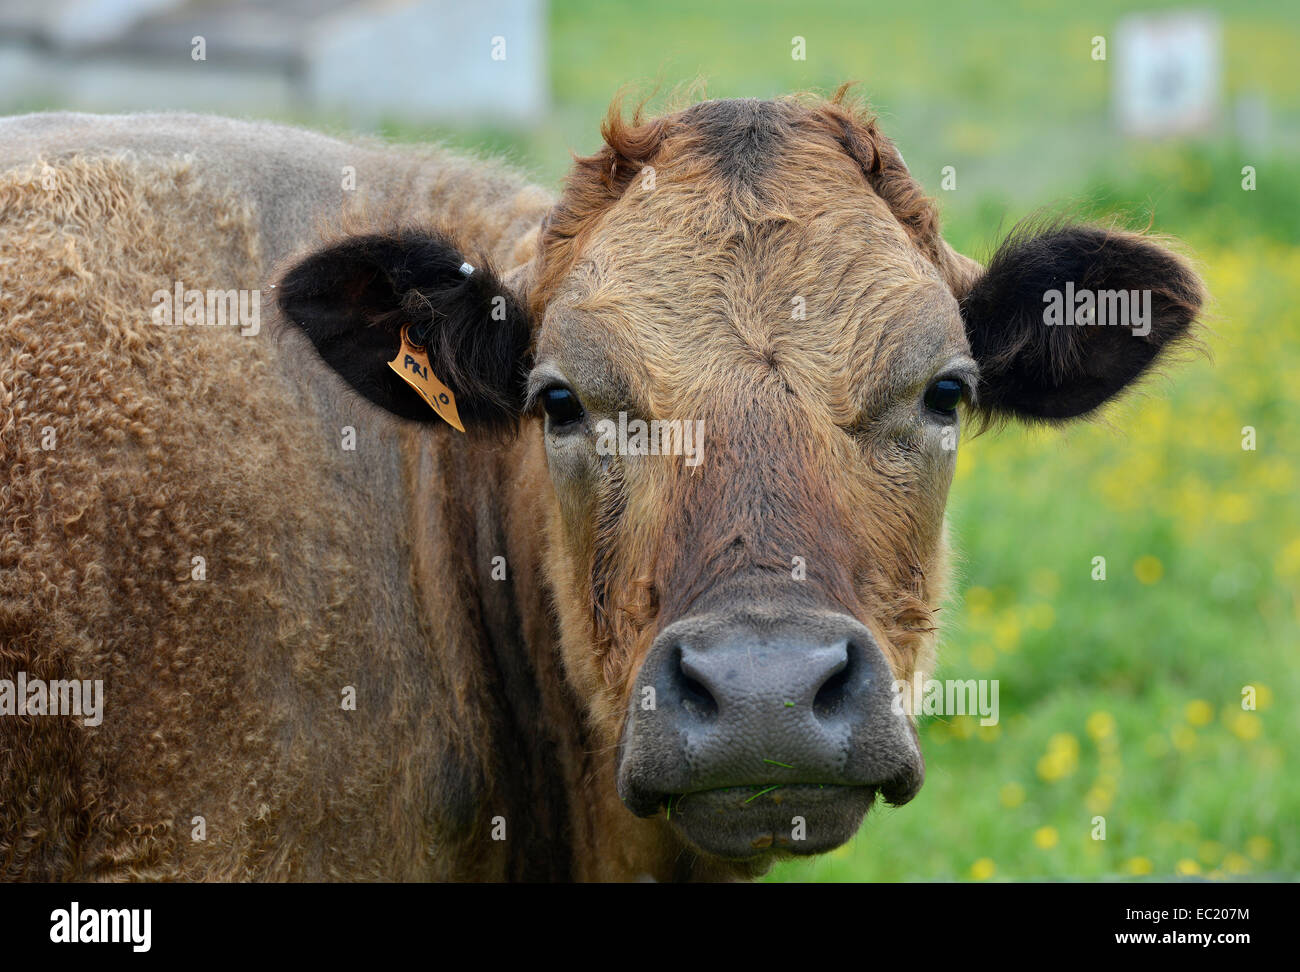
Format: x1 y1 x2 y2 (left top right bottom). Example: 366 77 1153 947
1274 537 1300 577
1223 853 1251 875
1126 857 1154 876
1227 711 1262 741
1037 755 1069 781
1172 477 1212 532
1086 711 1116 740
1033 826 1059 850
993 614 1021 653
1134 555 1164 585
969 858 996 881
1184 700 1214 727
1049 733 1080 757
1214 493 1254 524
964 586 994 617
954 451 974 484
1037 734 1080 782
1025 602 1056 631
1176 859 1201 876
1198 841 1224 866
1170 725 1197 751
1085 786 1113 814
1000 782 1025 809
1246 836 1274 862
1134 399 1171 442
1259 458 1293 491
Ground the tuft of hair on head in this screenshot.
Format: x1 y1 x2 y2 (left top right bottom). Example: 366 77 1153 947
531 82 953 315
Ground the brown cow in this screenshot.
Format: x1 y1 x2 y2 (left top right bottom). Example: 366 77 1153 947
0 91 1202 881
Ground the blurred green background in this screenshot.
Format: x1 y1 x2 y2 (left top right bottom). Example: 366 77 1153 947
439 0 1295 883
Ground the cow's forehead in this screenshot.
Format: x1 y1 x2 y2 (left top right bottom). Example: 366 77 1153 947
537 157 968 422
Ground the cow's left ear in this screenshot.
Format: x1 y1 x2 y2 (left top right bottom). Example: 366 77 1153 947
959 224 1204 422
275 229 531 432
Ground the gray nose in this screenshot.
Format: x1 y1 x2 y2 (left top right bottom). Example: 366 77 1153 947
617 613 924 816
677 638 852 753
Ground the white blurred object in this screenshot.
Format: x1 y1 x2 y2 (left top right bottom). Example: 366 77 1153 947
0 0 546 125
307 0 546 124
0 0 187 48
1234 91 1271 152
1115 10 1222 137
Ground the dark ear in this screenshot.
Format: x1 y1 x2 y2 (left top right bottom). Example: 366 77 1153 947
960 224 1204 422
275 229 531 431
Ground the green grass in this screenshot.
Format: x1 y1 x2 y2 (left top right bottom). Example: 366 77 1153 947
382 0 1300 192
768 235 1300 880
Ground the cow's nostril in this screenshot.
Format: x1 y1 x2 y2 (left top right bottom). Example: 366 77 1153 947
621 622 924 823
812 644 855 720
674 645 719 721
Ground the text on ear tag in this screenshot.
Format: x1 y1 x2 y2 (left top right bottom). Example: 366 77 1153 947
387 325 466 433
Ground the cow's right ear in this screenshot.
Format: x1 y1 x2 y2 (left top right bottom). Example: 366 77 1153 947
275 230 531 432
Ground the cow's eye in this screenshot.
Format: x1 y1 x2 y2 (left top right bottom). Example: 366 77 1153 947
542 386 585 426
923 377 964 415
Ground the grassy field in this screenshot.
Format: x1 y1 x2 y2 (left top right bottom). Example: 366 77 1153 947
770 230 1300 881
383 0 1300 190
531 0 1300 882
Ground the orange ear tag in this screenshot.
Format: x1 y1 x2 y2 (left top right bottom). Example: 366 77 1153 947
387 325 466 432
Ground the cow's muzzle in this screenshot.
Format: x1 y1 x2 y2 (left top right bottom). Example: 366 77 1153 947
616 611 924 862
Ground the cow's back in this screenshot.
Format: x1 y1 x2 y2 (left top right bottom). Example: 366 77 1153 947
0 114 549 879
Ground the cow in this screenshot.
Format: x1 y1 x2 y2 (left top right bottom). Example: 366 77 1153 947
0 90 1203 881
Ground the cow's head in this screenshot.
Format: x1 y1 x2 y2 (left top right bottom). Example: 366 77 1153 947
278 94 1203 871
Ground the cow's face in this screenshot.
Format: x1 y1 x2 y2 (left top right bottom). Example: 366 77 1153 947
278 95 1202 870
